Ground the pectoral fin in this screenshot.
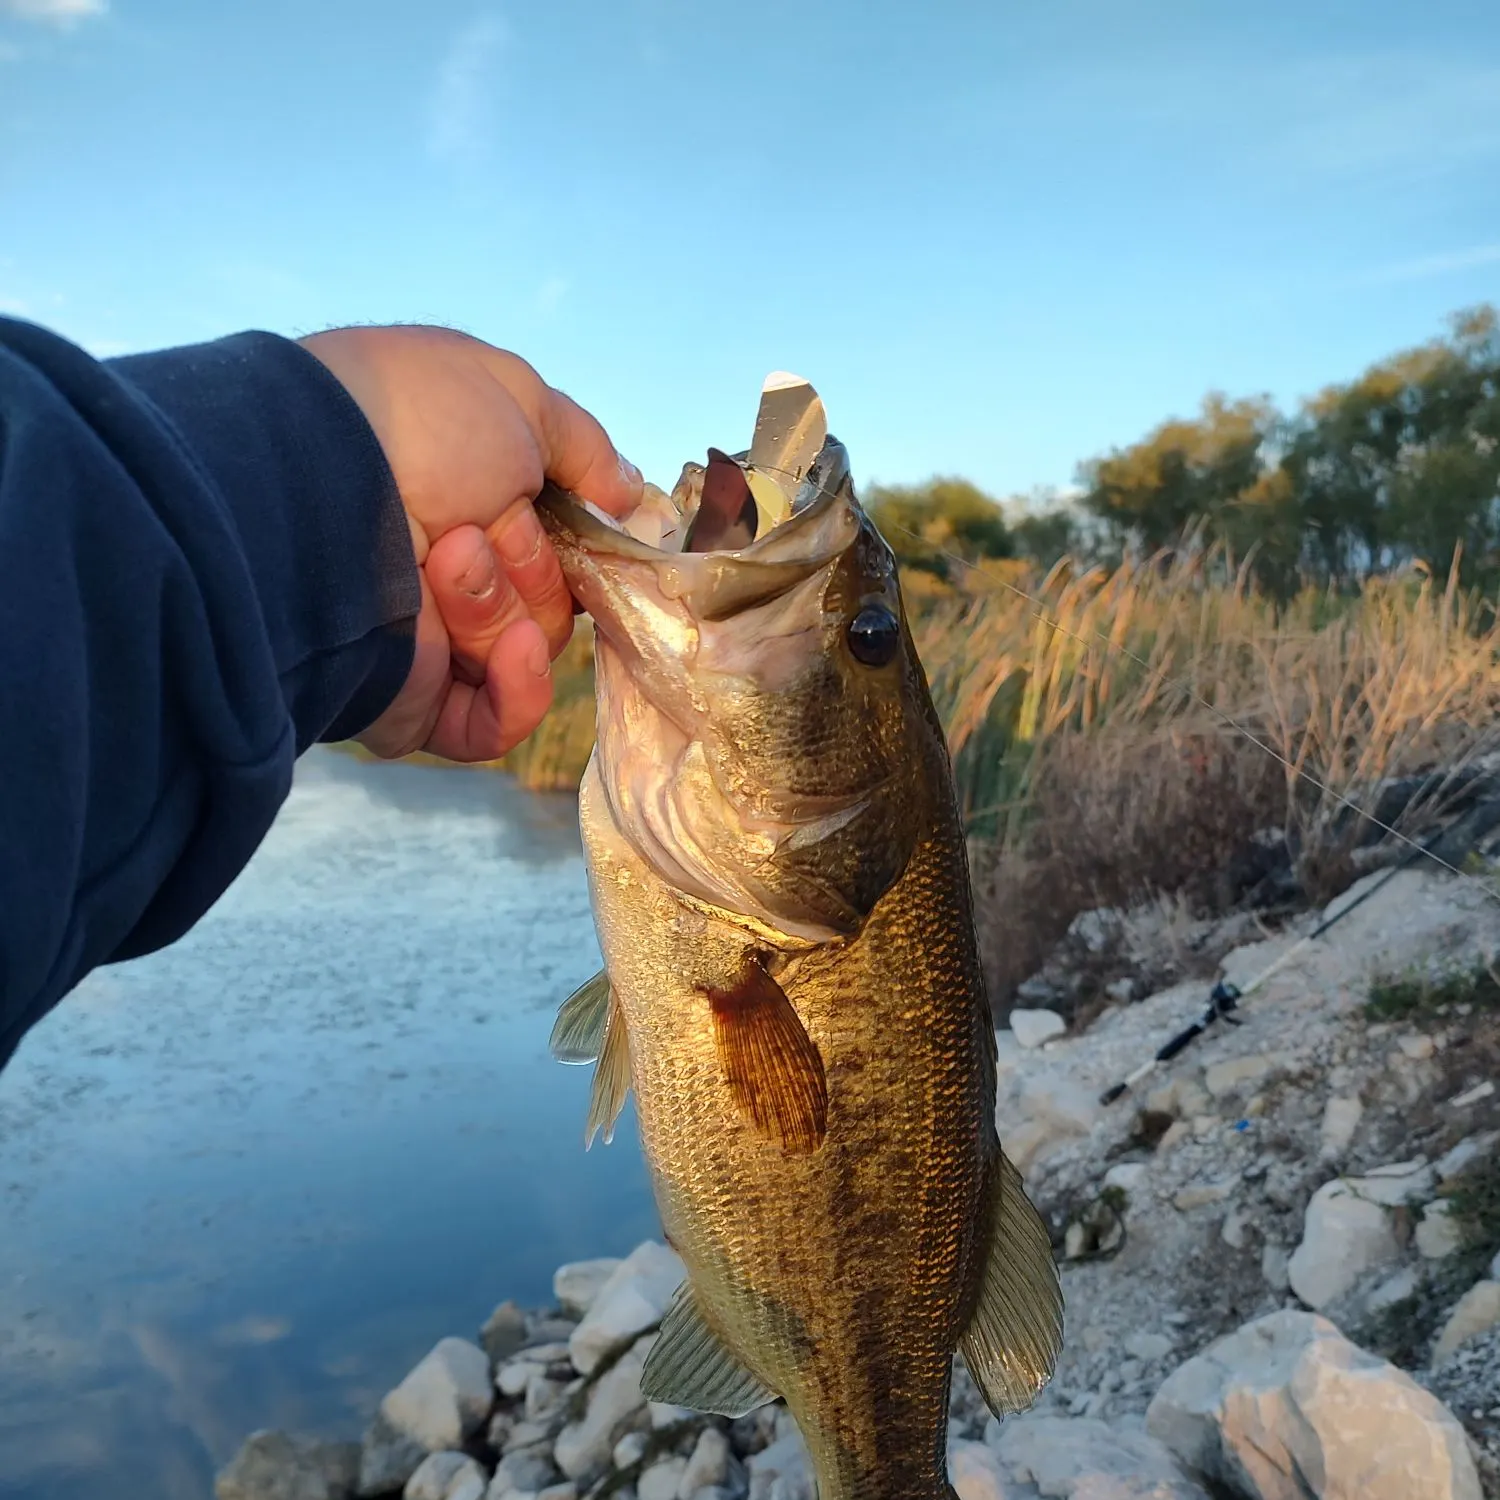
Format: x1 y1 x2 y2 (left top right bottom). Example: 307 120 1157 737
959 1151 1064 1417
550 970 611 1064
640 1283 776 1417
585 992 632 1149
703 959 827 1155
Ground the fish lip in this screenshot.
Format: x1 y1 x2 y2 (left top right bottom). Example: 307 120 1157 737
533 484 670 561
537 457 862 626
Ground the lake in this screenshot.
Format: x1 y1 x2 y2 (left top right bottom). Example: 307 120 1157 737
0 749 659 1500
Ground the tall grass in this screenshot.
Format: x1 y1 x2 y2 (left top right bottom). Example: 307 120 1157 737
924 548 1500 1001
923 550 1500 849
917 548 1278 847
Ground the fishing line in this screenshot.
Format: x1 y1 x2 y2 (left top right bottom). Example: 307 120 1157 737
745 458 1500 1102
871 519 1500 1103
750 456 1494 893
867 518 1500 1098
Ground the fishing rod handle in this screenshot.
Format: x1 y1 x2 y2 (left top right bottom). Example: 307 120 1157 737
1100 1057 1158 1106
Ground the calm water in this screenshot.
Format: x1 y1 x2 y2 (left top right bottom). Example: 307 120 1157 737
0 750 658 1500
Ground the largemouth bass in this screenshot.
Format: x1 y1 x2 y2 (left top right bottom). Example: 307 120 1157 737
536 376 1062 1500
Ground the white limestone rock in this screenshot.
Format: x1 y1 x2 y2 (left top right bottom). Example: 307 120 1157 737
1146 1309 1481 1500
1287 1179 1400 1309
554 1259 623 1320
554 1336 652 1480
405 1452 487 1500
568 1243 684 1377
1009 1009 1068 1049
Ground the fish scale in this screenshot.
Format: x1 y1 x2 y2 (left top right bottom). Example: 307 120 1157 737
582 762 985 1500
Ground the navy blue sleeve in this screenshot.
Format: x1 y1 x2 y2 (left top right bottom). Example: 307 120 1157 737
0 319 422 1070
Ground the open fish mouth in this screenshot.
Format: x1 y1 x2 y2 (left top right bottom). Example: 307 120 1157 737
533 373 867 623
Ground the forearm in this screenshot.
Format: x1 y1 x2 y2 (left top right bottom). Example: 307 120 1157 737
0 319 420 1068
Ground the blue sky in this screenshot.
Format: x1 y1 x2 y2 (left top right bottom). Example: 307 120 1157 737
2 0 1498 500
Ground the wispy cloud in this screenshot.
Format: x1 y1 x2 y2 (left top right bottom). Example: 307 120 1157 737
0 0 107 26
1359 242 1500 287
536 274 568 316
427 13 508 170
1050 51 1500 187
1274 57 1500 179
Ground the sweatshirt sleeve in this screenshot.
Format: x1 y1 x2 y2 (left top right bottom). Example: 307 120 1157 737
0 318 422 1071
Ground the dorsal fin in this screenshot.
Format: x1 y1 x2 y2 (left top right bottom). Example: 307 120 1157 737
640 1283 776 1417
959 1151 1064 1417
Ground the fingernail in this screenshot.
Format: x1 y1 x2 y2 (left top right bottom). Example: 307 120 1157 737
616 451 643 491
526 636 552 678
496 507 544 567
457 537 496 599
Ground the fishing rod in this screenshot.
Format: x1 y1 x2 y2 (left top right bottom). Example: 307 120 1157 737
1096 830 1436 1106
1094 784 1500 1105
861 525 1500 1105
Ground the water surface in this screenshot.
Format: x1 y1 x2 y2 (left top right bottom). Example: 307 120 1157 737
0 750 656 1499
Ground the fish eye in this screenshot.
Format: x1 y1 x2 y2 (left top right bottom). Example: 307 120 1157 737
847 604 900 667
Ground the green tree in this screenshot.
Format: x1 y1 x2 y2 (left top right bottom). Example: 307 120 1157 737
865 476 1013 580
1071 305 1500 594
1078 393 1277 554
864 305 1500 603
1281 305 1500 586
1221 466 1307 599
1009 497 1088 570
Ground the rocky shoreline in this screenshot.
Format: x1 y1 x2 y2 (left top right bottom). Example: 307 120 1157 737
219 868 1500 1500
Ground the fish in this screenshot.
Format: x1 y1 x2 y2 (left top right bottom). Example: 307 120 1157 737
535 375 1063 1500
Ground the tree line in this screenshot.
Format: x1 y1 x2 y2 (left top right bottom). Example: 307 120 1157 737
868 305 1500 597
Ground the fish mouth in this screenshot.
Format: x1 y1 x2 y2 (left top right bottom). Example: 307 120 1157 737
534 438 860 624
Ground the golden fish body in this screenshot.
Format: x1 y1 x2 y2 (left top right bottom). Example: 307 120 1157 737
538 401 1061 1500
580 737 992 1500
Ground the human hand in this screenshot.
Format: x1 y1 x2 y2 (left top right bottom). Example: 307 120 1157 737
299 324 641 761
